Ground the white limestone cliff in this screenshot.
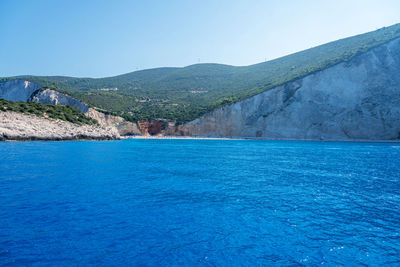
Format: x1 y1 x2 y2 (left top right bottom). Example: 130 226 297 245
0 80 40 101
85 108 141 136
0 81 141 136
0 112 119 141
30 88 90 113
172 38 400 140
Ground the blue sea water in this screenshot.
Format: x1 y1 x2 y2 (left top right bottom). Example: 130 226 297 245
0 139 400 266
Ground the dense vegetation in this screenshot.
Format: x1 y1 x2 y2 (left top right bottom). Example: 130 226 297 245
0 99 97 125
3 23 400 123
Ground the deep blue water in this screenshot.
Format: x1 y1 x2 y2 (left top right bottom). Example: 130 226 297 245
1 139 400 266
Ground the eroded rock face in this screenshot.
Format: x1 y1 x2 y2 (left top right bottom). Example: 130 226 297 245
0 81 141 136
137 121 166 136
0 80 41 102
30 88 90 113
85 108 141 136
172 37 400 140
0 111 119 140
31 89 141 135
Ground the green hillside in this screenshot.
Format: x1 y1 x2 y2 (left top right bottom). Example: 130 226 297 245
3 23 400 124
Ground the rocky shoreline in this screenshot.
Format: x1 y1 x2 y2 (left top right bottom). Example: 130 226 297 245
0 135 117 141
0 111 119 141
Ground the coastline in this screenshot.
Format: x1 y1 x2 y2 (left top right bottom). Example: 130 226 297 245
0 135 118 142
121 135 242 140
121 135 400 143
2 134 399 142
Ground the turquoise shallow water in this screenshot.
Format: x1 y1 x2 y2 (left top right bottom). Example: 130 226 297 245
1 139 400 266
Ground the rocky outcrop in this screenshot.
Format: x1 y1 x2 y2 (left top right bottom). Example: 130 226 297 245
85 108 141 136
170 37 400 140
137 120 166 136
0 111 119 140
0 80 41 102
30 88 89 113
0 80 141 136
0 81 90 113
31 89 141 135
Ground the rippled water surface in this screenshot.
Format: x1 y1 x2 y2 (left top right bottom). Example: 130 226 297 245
1 139 400 265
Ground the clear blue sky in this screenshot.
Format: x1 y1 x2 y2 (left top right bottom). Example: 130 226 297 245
1 0 399 78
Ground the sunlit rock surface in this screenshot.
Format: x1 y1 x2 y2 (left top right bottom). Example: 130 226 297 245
30 88 89 113
173 38 400 140
0 81 141 136
86 108 141 136
0 111 119 141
